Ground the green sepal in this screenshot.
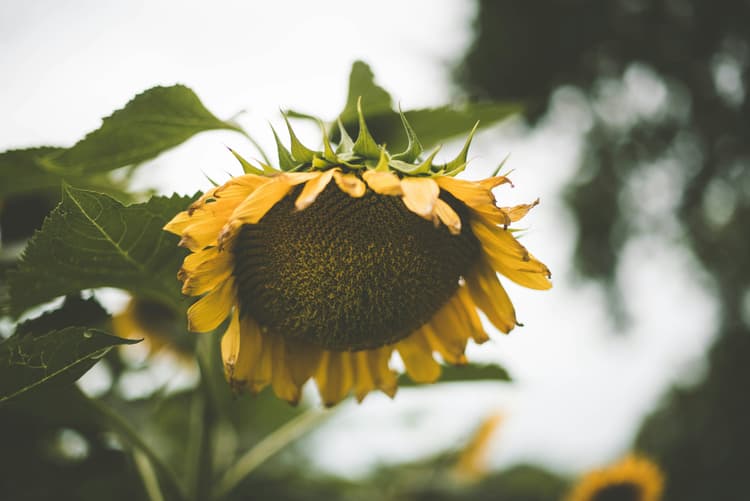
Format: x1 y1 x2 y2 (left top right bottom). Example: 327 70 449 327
317 119 338 162
438 121 479 177
227 147 264 175
282 114 317 163
202 171 221 187
335 118 355 155
311 155 330 169
391 107 423 163
491 153 512 177
352 97 381 159
390 145 442 175
270 124 297 171
374 147 390 172
258 161 280 175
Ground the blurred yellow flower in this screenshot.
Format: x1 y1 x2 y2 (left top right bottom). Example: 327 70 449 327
454 412 504 482
112 296 191 358
164 108 551 406
566 454 665 501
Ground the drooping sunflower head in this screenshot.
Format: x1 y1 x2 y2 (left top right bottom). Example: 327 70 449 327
164 101 551 406
566 454 665 501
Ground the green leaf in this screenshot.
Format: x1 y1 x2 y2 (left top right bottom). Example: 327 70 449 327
338 61 393 126
9 186 195 316
0 327 138 403
402 103 521 151
16 295 109 336
44 85 240 174
0 148 129 200
0 147 66 198
342 102 521 153
399 363 511 386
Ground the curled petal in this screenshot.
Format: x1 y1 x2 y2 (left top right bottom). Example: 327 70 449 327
295 170 335 210
363 170 403 195
400 177 439 220
333 171 367 198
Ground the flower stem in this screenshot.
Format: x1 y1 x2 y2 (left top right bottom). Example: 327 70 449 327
213 408 331 499
86 394 186 501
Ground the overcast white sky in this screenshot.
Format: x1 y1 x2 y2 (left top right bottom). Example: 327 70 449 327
1 0 719 477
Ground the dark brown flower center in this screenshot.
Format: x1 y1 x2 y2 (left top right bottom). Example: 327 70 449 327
232 183 479 351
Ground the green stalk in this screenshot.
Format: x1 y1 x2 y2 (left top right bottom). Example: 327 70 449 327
213 408 330 499
86 395 186 501
187 331 220 500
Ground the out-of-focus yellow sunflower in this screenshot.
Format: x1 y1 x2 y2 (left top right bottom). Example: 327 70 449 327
164 102 551 406
112 296 192 358
566 454 665 501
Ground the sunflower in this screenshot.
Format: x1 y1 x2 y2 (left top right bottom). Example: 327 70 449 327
566 454 665 501
112 296 193 358
164 102 551 406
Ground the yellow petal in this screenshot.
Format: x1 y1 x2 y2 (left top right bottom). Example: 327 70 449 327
286 341 322 388
397 331 441 383
229 176 295 225
180 250 232 296
315 351 354 406
465 259 516 334
181 247 220 273
214 174 269 200
248 328 272 394
434 198 462 234
362 170 403 195
471 220 552 290
400 177 439 220
163 211 192 235
187 278 235 332
220 308 243 385
369 348 398 398
179 202 236 250
436 176 509 225
501 198 540 223
333 171 367 198
295 170 335 210
270 336 303 404
424 303 471 364
454 286 490 344
352 351 376 402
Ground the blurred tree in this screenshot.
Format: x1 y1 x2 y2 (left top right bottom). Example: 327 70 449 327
458 1 749 499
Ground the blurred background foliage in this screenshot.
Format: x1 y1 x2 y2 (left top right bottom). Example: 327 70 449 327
1 0 748 499
459 0 749 499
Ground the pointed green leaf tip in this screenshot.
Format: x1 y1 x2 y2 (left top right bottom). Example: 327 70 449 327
270 124 296 171
282 113 316 163
392 106 423 163
352 97 382 159
442 121 479 176
227 147 264 175
336 118 355 154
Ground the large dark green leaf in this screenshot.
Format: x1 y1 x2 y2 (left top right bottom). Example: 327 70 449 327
42 85 240 174
325 61 521 152
15 295 110 336
0 147 66 198
0 327 138 403
403 103 521 151
9 185 194 316
338 60 394 125
400 363 512 386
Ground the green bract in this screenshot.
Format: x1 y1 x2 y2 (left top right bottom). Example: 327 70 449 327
262 97 479 178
